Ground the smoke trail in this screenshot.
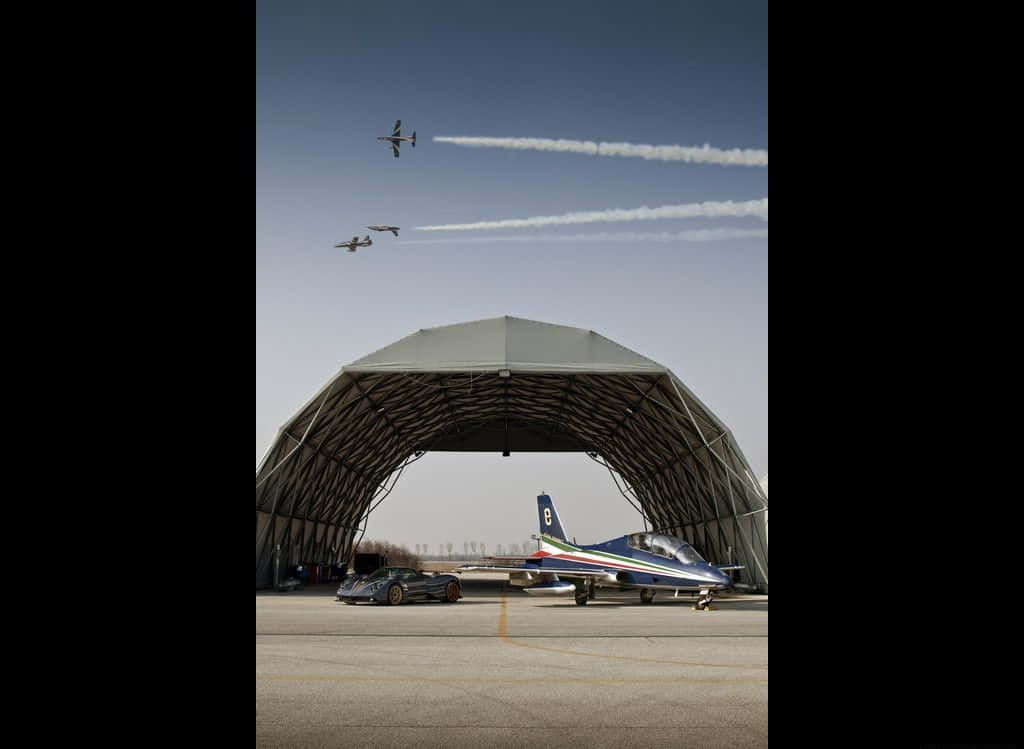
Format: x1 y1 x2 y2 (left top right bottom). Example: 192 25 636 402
415 199 767 231
400 228 768 245
434 136 768 167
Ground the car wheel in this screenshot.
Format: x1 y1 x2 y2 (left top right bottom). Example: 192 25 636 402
443 581 460 603
387 584 404 605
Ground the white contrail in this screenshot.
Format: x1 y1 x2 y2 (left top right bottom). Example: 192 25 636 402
400 228 768 245
415 198 767 231
434 136 768 167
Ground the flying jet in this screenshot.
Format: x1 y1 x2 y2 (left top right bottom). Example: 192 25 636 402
377 120 416 158
367 225 400 237
459 494 740 610
334 235 373 252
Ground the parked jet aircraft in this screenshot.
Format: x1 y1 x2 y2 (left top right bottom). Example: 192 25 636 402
367 225 400 237
377 120 416 158
334 235 373 252
460 494 740 609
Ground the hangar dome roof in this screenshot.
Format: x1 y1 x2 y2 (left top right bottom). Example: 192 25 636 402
345 316 666 374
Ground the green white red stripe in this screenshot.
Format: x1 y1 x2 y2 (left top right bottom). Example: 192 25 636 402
536 535 688 577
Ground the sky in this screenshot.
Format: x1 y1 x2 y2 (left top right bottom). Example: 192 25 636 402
256 0 767 555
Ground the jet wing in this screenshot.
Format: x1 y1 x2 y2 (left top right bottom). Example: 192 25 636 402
392 120 401 136
459 565 617 577
392 144 400 158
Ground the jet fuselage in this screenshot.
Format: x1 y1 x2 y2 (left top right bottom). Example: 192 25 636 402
529 533 733 593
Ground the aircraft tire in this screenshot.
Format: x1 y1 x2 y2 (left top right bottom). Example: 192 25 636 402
574 591 588 606
640 589 655 604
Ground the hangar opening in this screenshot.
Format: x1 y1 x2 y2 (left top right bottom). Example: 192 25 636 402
255 316 768 591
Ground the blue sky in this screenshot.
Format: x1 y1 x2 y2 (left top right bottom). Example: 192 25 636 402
257 0 767 552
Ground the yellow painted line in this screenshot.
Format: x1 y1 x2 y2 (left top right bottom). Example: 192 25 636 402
495 584 767 672
497 582 508 637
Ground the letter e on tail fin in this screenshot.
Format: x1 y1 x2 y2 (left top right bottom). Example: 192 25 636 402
537 494 567 541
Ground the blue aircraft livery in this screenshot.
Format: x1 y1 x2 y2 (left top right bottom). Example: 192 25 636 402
537 493 568 541
460 494 740 608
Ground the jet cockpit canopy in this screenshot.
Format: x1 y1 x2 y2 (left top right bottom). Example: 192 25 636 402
627 532 706 565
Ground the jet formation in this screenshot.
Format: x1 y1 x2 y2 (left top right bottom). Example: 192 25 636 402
334 122 414 252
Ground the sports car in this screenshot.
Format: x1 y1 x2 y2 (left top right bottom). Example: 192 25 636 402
336 566 462 605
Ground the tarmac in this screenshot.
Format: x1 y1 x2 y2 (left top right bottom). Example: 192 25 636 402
256 575 768 748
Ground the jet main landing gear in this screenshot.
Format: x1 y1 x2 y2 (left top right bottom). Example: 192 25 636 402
574 579 596 606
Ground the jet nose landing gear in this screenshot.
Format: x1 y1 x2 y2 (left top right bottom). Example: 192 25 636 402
693 588 714 611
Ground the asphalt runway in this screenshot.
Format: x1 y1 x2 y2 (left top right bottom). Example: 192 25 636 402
256 575 768 748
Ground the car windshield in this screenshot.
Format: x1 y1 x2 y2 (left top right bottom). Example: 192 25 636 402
363 567 395 582
674 543 706 564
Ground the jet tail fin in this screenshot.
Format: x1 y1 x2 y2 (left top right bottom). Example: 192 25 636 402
411 132 416 147
537 494 567 541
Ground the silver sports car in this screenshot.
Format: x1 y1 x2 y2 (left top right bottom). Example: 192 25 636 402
336 566 462 605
